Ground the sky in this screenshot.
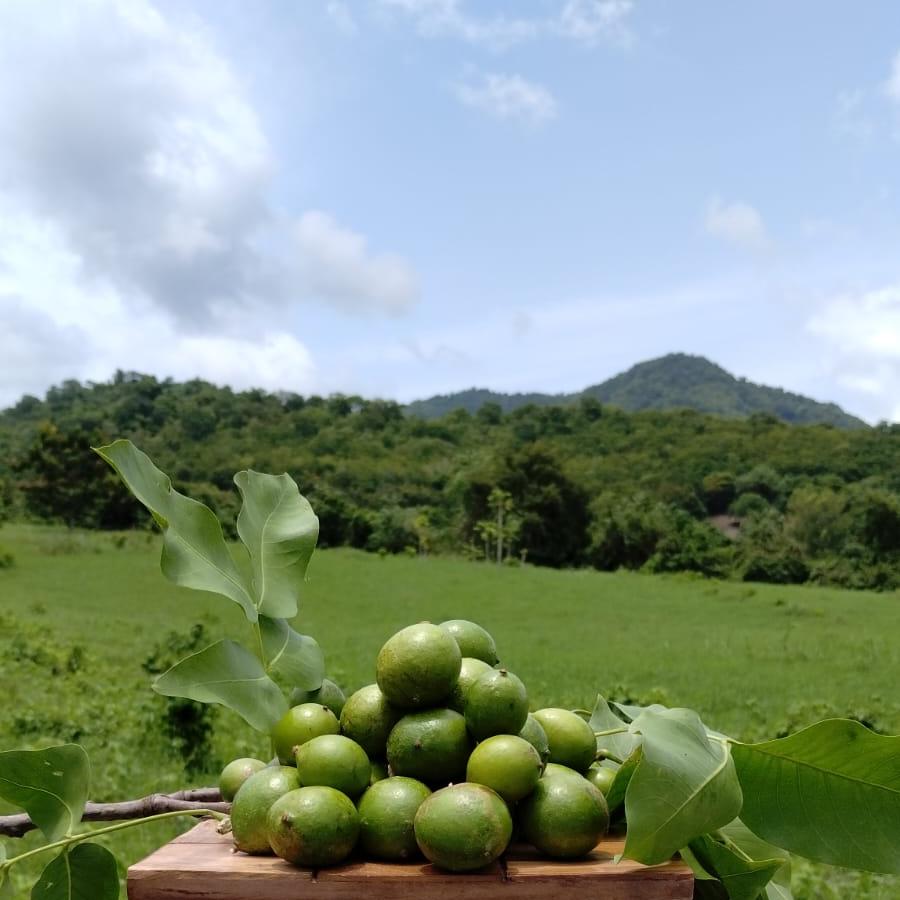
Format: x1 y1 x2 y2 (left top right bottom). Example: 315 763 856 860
2 1 900 422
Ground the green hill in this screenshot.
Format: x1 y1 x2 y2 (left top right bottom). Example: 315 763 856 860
405 353 866 428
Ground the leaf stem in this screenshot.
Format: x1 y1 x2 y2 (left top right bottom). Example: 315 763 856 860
0 809 226 872
593 726 629 738
596 749 624 765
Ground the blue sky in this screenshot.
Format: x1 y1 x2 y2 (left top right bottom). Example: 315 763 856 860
2 1 900 421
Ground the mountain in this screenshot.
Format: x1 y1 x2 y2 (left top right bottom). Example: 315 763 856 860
405 354 867 428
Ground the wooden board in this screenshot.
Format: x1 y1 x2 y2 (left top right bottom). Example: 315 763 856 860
128 820 693 899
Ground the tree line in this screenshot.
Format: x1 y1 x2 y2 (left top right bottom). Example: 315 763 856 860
1 371 899 589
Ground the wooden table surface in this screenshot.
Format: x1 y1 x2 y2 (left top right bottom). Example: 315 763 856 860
127 819 694 899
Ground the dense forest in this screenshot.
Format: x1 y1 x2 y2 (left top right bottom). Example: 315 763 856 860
406 353 866 428
1 370 899 590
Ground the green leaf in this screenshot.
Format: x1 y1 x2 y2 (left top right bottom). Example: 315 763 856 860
234 471 319 619
95 440 256 621
732 718 900 875
688 834 783 900
622 708 743 866
0 745 89 841
612 701 669 722
32 844 118 900
153 640 288 733
606 745 640 813
259 616 324 691
589 695 640 761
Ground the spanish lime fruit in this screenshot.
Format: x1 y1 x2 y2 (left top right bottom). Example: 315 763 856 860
266 786 359 867
357 776 432 860
272 703 340 764
438 620 499 665
519 775 609 858
340 684 401 758
585 763 616 796
387 708 471 786
369 760 389 785
231 766 301 854
446 657 493 713
542 762 585 781
376 623 461 709
414 783 512 871
464 668 528 740
219 757 266 802
289 678 346 718
296 734 370 799
519 713 550 765
532 708 596 772
466 734 542 803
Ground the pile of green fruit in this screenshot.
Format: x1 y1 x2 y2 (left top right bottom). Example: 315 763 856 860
220 619 613 871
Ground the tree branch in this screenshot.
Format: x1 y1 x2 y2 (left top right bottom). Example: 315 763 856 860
0 788 229 838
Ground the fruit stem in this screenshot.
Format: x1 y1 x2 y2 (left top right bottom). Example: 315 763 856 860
593 726 629 738
0 809 227 872
596 749 624 765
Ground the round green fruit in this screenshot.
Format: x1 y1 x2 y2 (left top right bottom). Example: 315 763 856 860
518 713 550 766
387 708 471 786
532 708 596 773
340 684 401 758
585 763 617 796
357 776 432 861
542 763 585 781
296 734 370 799
219 757 266 803
272 703 340 765
266 786 359 867
464 668 528 740
466 734 542 804
231 766 301 854
438 620 499 665
446 658 493 713
376 623 461 709
519 775 609 858
414 783 512 871
289 678 346 718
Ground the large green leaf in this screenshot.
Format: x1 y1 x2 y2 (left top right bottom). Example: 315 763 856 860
606 746 640 813
688 834 783 900
234 471 319 619
95 440 256 621
0 745 89 841
623 708 743 866
153 640 288 733
589 695 640 761
732 718 900 874
31 844 118 900
719 819 791 890
259 616 324 691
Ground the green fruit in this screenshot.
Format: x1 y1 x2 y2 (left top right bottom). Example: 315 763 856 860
542 763 585 781
357 776 432 860
231 766 300 854
585 763 617 796
219 757 266 802
376 623 461 709
438 620 499 665
519 774 609 858
464 668 528 740
266 786 359 867
370 760 389 785
272 703 340 764
414 783 512 871
387 708 471 786
296 734 370 799
446 658 493 713
289 678 347 718
533 708 596 773
340 684 402 758
519 713 551 765
466 735 542 804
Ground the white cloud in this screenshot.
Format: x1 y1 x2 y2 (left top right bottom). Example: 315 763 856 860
326 1 358 35
832 89 874 142
454 72 557 125
294 212 419 315
557 0 634 48
704 197 771 252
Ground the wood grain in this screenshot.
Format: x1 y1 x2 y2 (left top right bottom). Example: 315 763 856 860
127 820 694 899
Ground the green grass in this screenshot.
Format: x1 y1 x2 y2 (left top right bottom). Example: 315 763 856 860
1 523 899 898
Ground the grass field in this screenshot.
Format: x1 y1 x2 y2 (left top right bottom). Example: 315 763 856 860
2 523 899 898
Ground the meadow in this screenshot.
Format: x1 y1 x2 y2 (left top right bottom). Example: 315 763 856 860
1 523 899 898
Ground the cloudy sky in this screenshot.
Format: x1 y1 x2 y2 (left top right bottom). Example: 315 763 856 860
2 1 900 422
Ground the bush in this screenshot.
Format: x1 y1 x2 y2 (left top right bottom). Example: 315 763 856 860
0 545 14 568
741 552 809 585
728 492 769 517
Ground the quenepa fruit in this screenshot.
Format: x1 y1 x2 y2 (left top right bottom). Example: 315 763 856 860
466 734 542 803
465 668 528 740
289 678 346 718
376 623 461 708
414 783 512 871
231 766 301 854
272 703 340 765
296 734 370 799
266 786 359 867
219 757 266 802
585 763 616 796
438 619 499 665
533 708 596 773
387 708 471 786
357 776 432 860
519 713 551 765
446 657 493 713
340 684 401 758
